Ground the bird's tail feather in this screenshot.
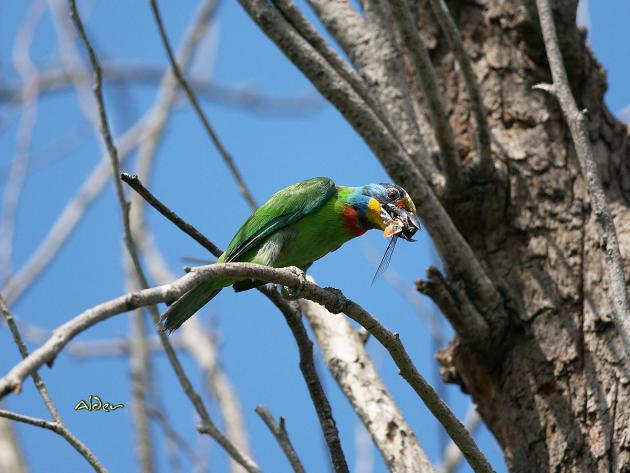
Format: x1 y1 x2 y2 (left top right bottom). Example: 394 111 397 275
160 281 222 333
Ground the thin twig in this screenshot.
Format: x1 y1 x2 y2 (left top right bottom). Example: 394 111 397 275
442 405 482 473
121 173 222 256
255 406 306 473
131 0 218 237
142 238 255 473
0 64 322 116
0 407 102 473
68 3 261 471
426 0 493 176
301 296 436 473
535 0 630 359
0 262 494 472
147 405 209 473
0 413 28 473
0 297 106 472
260 287 349 473
0 0 46 282
388 0 461 191
149 0 257 209
62 2 158 466
2 119 147 305
126 3 218 468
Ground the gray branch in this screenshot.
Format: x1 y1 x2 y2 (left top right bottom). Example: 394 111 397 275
0 262 494 472
535 0 630 359
301 297 436 473
0 64 322 115
0 297 105 472
149 0 257 209
255 406 306 473
0 406 106 471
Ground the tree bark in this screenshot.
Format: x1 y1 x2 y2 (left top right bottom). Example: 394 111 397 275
413 0 630 471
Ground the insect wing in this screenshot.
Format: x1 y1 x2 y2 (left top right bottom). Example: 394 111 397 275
371 235 399 285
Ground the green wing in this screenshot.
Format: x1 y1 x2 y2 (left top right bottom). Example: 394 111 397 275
219 177 337 263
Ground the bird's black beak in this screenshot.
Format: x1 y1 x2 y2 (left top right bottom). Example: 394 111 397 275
380 204 421 241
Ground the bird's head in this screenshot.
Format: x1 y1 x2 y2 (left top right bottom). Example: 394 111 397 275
361 183 421 241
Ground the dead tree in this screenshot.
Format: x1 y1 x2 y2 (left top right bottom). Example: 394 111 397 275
239 0 630 471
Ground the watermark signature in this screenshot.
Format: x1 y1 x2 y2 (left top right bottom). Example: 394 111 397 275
74 394 124 412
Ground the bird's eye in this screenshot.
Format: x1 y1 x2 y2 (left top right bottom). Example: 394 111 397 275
387 188 400 200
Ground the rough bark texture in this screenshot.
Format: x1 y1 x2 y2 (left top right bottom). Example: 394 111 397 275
416 0 630 471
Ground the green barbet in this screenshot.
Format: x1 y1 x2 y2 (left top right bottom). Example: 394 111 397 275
161 177 420 332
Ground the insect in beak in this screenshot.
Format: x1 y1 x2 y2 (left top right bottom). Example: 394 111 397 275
372 205 422 284
381 204 421 242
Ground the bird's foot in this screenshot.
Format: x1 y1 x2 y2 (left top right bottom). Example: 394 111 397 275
280 266 307 300
323 287 347 314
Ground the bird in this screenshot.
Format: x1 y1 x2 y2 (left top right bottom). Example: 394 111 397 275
161 177 421 332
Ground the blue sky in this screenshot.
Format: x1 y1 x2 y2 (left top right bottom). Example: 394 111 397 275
0 1 628 472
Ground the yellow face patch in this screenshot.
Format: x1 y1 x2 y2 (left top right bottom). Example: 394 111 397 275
367 198 385 229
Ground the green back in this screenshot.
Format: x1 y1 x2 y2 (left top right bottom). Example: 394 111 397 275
219 177 336 263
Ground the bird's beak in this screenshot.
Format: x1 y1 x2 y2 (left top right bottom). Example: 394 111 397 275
380 204 421 241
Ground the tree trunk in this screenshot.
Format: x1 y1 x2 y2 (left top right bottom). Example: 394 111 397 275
420 0 630 471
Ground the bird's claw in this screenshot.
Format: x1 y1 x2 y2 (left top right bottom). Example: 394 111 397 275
281 267 307 300
323 287 347 314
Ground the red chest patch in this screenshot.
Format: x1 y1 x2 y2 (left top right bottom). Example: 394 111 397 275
341 206 367 237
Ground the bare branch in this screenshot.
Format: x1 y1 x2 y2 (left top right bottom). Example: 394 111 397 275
147 404 208 473
122 173 222 256
0 64 322 115
126 4 217 468
0 408 105 472
388 0 462 190
301 296 436 473
426 0 494 176
142 238 255 473
535 0 630 358
2 118 147 305
149 0 257 209
255 406 306 473
180 319 253 473
0 262 493 472
131 0 218 236
0 0 46 281
272 0 443 187
260 287 349 473
416 267 489 348
441 405 482 473
0 414 28 473
0 297 106 472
